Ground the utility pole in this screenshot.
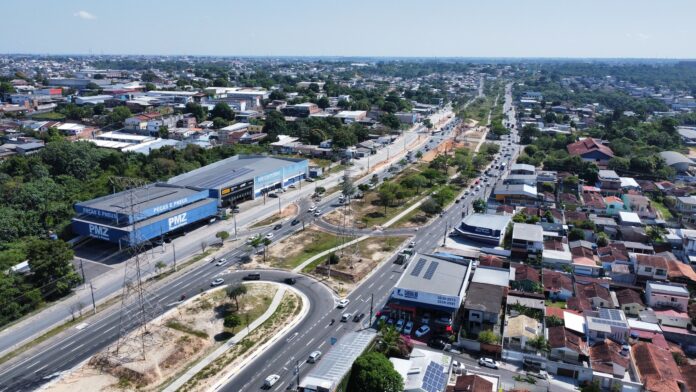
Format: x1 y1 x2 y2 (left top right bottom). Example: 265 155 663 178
369 293 374 327
278 196 282 215
295 360 301 388
233 211 238 240
173 242 177 272
89 282 97 315
442 222 449 246
79 259 86 284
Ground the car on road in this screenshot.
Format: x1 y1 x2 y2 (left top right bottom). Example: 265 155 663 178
427 337 447 350
244 273 261 280
408 241 416 248
291 219 300 226
403 321 414 335
268 193 278 198
415 325 430 337
308 206 316 212
305 177 314 183
289 184 296 189
395 319 405 332
265 233 274 240
337 298 350 308
341 313 352 322
284 277 296 285
454 198 460 204
313 210 322 217
308 351 322 363
215 258 228 266
273 223 283 230
478 357 499 369
526 371 548 380
353 313 365 322
264 374 280 388
210 278 224 286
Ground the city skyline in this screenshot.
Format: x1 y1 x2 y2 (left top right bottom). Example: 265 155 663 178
3 0 696 58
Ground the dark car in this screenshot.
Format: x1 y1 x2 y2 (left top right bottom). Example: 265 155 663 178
291 219 300 226
284 277 296 285
268 193 278 198
353 313 365 322
243 273 261 281
274 223 283 230
427 337 447 350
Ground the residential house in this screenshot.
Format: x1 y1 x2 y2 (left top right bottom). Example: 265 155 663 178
511 264 541 292
511 223 544 259
622 193 655 219
597 242 630 269
609 264 636 285
463 282 505 335
281 102 321 118
597 170 622 195
654 309 690 329
645 281 690 311
581 190 606 214
634 254 669 281
586 308 630 344
446 375 494 392
675 195 696 225
548 326 589 365
604 196 626 216
390 348 449 392
618 211 642 227
664 257 696 286
543 269 574 301
567 138 614 163
589 339 630 379
616 289 645 316
632 342 684 392
504 314 542 351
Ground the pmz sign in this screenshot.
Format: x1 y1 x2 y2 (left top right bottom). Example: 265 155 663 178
168 212 188 230
88 224 110 240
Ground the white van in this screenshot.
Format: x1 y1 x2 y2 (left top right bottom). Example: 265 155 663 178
308 350 322 363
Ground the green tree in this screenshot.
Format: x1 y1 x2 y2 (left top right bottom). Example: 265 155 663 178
596 232 609 247
144 82 156 92
184 102 208 123
477 330 499 344
546 315 564 327
332 128 357 148
216 231 230 243
316 96 330 109
380 113 401 130
0 82 16 94
473 198 487 213
155 260 167 274
423 118 433 129
211 102 235 121
347 352 403 392
158 125 169 139
26 238 81 299
420 198 442 215
108 106 132 125
401 174 428 193
226 284 248 311
262 110 287 142
528 335 550 352
327 252 340 265
212 117 230 129
224 313 242 332
378 182 400 214
568 228 585 241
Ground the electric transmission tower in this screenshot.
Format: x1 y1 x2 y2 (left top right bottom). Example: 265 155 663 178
102 177 164 364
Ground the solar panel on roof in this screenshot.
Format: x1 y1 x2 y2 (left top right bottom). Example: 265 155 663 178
423 261 439 280
411 258 426 277
421 362 446 392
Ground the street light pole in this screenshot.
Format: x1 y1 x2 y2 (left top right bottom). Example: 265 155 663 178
89 282 97 315
173 242 177 272
233 211 238 240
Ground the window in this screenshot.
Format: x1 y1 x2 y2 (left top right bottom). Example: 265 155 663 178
644 267 652 273
671 297 677 302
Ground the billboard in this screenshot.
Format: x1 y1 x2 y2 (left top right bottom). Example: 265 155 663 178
391 288 461 311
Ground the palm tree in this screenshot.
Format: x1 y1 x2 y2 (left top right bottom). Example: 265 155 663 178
226 284 248 311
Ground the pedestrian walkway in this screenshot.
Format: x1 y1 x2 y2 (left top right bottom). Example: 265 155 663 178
163 286 288 392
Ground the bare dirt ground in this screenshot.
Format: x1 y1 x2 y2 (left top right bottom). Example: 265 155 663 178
44 284 277 392
242 227 341 270
250 203 298 227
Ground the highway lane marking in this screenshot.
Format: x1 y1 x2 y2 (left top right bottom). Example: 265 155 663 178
69 343 85 353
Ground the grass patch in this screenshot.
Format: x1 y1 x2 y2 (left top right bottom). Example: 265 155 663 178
30 111 66 120
545 300 566 309
165 320 209 339
268 230 344 270
651 200 673 220
251 213 282 228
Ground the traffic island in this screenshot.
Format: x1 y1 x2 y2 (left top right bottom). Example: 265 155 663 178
41 283 279 392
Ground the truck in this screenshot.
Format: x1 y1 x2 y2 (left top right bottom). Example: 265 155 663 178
395 249 413 265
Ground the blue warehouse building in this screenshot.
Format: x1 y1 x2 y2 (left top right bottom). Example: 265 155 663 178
72 155 308 246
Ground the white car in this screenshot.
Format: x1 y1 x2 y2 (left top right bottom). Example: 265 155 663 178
415 325 430 337
308 206 316 212
395 319 405 332
478 357 499 369
263 374 280 387
314 210 322 216
452 360 465 374
215 258 228 266
210 278 224 286
265 232 274 240
403 321 414 335
337 298 350 308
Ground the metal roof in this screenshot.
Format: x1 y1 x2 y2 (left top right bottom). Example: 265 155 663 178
168 155 306 190
461 213 512 232
512 222 544 243
395 254 468 297
299 330 375 390
77 183 203 214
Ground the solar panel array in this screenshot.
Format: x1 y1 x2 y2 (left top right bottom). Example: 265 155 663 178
423 261 439 280
411 258 427 277
421 362 447 392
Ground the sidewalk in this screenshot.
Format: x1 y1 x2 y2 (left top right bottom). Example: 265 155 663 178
163 286 288 392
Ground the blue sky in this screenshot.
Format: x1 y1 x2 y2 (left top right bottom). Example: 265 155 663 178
3 0 695 58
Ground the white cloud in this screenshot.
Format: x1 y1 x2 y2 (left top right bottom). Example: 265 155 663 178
74 10 96 20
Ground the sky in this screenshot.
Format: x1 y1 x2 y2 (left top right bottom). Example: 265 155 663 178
3 0 696 58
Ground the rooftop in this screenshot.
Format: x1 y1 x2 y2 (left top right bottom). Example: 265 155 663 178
394 254 468 299
168 155 306 190
464 282 505 314
472 266 511 287
647 281 689 296
460 213 512 232
512 223 543 242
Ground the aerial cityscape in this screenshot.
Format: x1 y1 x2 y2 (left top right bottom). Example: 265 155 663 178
2 1 696 392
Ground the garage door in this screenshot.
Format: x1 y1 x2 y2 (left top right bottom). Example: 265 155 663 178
556 367 576 378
